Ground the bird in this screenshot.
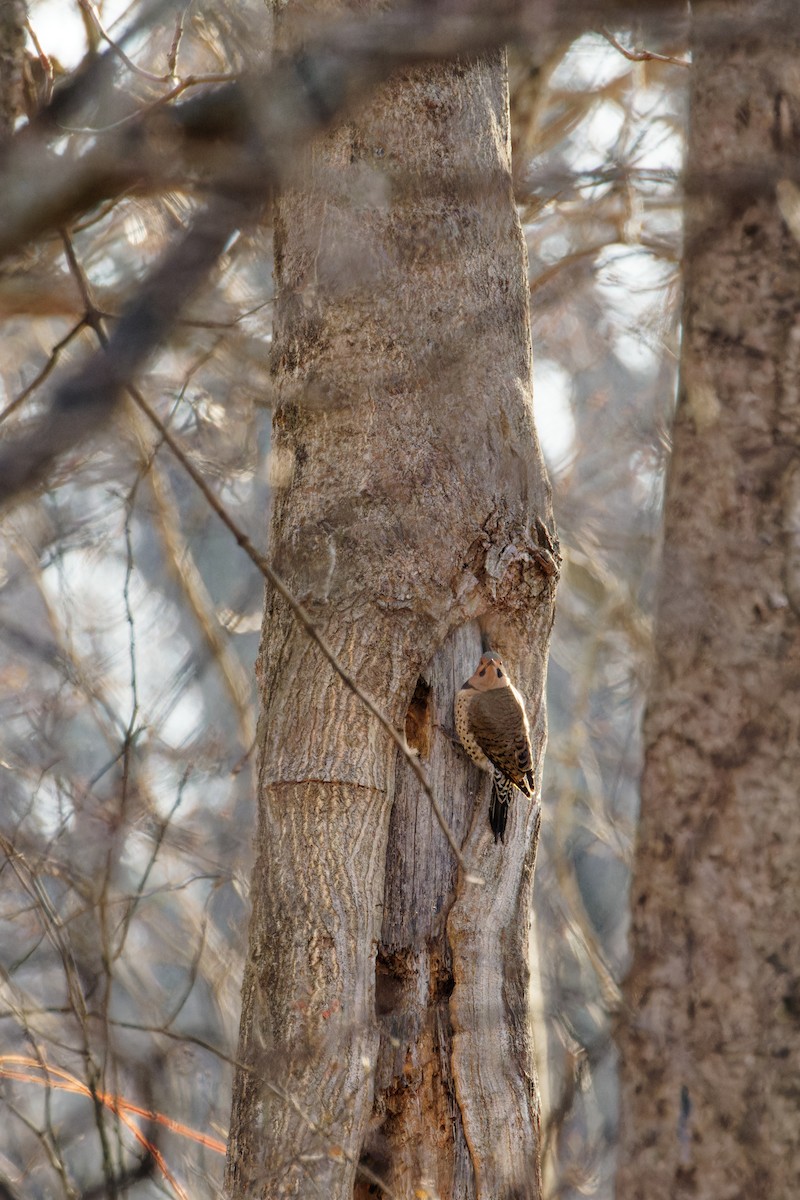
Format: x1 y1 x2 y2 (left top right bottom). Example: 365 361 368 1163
454 650 535 842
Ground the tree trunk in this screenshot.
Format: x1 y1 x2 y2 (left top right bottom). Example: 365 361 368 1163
225 22 557 1200
617 3 800 1197
0 0 25 137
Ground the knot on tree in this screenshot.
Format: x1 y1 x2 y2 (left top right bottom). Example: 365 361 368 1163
461 508 560 612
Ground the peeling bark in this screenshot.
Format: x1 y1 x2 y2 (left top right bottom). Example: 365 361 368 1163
226 20 556 1200
617 4 800 1198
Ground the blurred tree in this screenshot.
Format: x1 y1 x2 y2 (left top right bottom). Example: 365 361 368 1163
617 2 800 1197
0 0 25 135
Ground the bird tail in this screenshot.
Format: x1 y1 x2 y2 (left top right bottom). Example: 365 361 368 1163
490 772 516 843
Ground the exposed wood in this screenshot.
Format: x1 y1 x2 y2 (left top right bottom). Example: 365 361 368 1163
363 623 546 1200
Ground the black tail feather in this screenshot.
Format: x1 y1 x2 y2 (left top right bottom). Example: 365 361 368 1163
490 772 515 843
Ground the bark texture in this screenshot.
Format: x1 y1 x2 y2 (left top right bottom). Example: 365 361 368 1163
0 0 25 138
225 28 556 1200
617 4 800 1197
361 623 546 1200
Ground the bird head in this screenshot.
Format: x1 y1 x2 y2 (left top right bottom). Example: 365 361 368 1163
468 651 510 691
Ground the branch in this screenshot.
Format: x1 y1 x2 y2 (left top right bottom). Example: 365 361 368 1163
128 386 481 881
601 27 690 67
0 0 665 261
0 191 250 501
51 224 483 882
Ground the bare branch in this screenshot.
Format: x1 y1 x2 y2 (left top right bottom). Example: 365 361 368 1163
128 386 482 881
601 27 690 67
0 191 252 502
43 219 481 882
76 0 171 84
0 0 606 261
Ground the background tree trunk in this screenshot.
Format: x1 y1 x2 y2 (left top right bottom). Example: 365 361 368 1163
224 21 557 1200
617 3 800 1197
0 0 26 137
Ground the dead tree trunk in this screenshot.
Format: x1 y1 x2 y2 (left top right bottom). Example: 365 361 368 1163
225 25 557 1200
617 4 800 1197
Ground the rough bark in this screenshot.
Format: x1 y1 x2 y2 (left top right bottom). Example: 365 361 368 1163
0 0 25 138
617 4 800 1198
225 27 556 1200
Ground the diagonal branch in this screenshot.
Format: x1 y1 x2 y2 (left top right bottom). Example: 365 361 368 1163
0 191 252 502
0 0 631 262
51 225 483 881
127 386 481 880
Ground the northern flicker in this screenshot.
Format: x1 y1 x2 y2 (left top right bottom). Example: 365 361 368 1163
454 651 535 842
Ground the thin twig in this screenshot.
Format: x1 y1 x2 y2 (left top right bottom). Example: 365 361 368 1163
0 3 540 262
77 0 171 84
63 73 237 134
0 194 248 502
166 9 186 78
129 387 480 882
0 320 88 426
23 18 57 106
261 1076 403 1200
57 227 481 883
601 28 690 68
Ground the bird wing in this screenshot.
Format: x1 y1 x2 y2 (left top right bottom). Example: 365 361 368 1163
469 688 533 793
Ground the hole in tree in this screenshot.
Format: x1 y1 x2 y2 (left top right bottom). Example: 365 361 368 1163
375 947 407 1017
404 675 431 759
